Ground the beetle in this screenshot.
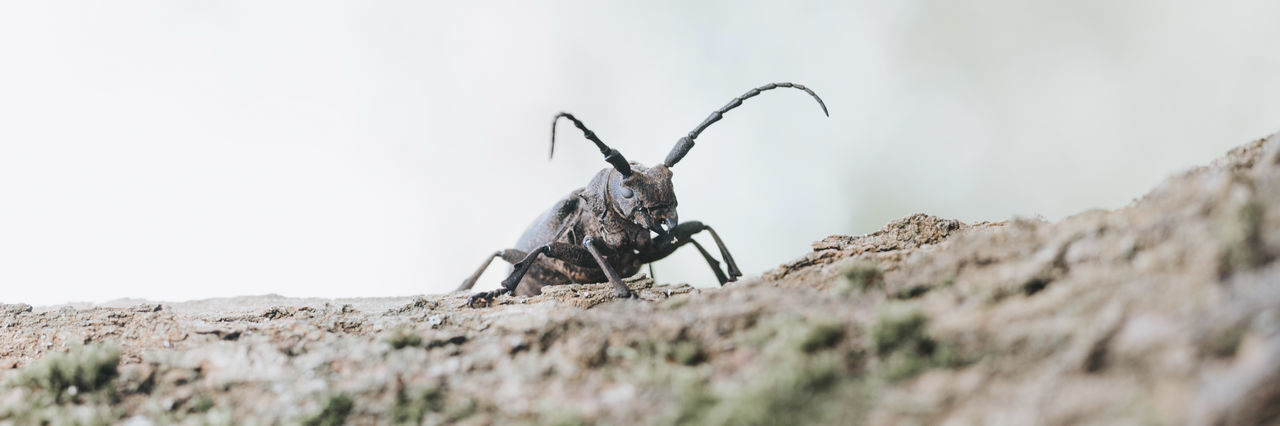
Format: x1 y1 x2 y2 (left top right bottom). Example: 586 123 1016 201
457 82 828 307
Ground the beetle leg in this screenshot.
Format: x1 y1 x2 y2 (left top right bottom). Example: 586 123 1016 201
457 249 527 292
465 246 550 308
466 288 511 308
583 237 635 299
502 243 600 288
689 240 731 285
466 242 600 308
641 221 742 285
701 226 742 279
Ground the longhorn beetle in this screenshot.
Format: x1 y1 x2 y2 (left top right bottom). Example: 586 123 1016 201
458 82 828 307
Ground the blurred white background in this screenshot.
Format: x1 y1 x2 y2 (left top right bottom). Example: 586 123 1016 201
2 1 1279 305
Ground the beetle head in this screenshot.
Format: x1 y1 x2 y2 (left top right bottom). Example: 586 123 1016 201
611 163 678 235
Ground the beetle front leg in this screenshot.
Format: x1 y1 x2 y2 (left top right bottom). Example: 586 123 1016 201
643 221 742 285
688 240 731 284
701 225 742 279
583 237 635 299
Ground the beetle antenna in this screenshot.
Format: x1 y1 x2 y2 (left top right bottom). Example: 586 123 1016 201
552 112 632 177
664 82 828 167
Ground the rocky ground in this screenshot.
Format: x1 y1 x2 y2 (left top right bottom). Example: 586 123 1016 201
2 134 1279 425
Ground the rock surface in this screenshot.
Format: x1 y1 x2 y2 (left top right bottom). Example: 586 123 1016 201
2 134 1279 425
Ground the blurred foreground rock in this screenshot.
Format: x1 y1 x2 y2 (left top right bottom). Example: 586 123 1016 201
2 134 1279 425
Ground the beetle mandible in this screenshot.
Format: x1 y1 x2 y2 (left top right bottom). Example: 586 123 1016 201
457 82 828 307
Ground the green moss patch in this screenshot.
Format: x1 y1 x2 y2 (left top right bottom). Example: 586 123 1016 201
12 343 122 402
834 259 884 296
392 385 442 424
384 327 424 349
303 393 354 426
1219 200 1272 275
653 317 867 425
871 308 969 381
1 343 125 424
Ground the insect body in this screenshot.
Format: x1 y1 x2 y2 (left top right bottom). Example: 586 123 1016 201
458 82 828 307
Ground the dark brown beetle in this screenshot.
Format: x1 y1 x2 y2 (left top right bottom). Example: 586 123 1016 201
458 82 828 307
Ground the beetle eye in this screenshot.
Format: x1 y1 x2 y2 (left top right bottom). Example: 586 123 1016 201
619 187 634 198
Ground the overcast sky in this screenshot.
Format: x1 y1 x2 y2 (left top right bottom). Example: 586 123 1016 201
2 1 1279 306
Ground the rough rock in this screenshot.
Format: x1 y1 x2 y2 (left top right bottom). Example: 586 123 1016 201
1 134 1278 425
